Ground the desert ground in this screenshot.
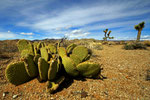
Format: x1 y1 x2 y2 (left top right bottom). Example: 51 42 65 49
0 40 150 100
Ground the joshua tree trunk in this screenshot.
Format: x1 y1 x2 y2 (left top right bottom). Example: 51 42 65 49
137 29 141 41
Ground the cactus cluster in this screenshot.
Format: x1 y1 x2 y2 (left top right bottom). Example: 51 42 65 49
5 39 102 93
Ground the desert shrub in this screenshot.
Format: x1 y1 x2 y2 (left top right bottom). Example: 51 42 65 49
143 40 150 46
119 41 126 45
89 42 103 50
0 41 18 54
102 41 108 45
124 42 146 50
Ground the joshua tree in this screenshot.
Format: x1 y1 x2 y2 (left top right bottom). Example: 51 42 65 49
103 29 114 41
134 21 145 41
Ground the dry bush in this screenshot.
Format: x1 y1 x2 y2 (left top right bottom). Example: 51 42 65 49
0 40 18 54
143 40 150 46
89 42 103 50
0 40 18 59
124 42 146 50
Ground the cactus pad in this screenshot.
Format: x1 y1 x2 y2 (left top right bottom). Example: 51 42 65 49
33 54 41 66
48 59 58 81
5 61 31 85
58 47 67 57
72 46 89 61
47 44 57 54
23 54 38 77
62 56 79 77
38 57 49 81
40 47 49 61
46 76 65 93
17 39 34 56
17 39 29 52
76 62 100 78
70 54 81 66
66 44 77 54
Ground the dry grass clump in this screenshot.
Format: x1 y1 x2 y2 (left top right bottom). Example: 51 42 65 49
0 40 18 53
124 42 146 50
143 40 150 46
89 42 103 50
0 40 18 60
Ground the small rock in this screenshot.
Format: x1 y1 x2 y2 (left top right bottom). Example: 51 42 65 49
3 92 9 97
13 94 18 99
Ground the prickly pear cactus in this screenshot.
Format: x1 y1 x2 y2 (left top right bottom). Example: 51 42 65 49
38 57 49 81
76 62 100 78
70 54 81 66
47 44 57 54
46 76 65 93
33 54 41 66
17 39 34 57
22 54 38 77
58 47 67 57
40 47 49 61
5 61 31 85
62 56 79 77
72 46 90 61
66 43 77 54
17 39 29 52
48 59 58 81
5 39 103 94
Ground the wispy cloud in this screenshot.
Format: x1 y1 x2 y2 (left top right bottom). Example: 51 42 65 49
65 29 90 39
141 35 150 40
0 0 150 40
0 31 16 39
20 32 34 35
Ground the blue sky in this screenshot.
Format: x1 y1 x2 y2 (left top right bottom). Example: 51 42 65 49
0 0 150 40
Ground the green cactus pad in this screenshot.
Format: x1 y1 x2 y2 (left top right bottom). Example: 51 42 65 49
17 39 29 52
40 47 49 61
33 42 38 47
38 57 49 81
72 46 89 61
33 54 41 66
22 54 38 77
46 76 65 93
47 44 57 54
48 59 58 81
58 47 67 57
76 62 100 78
5 61 31 85
70 54 81 66
62 56 79 77
57 58 62 72
66 44 77 54
33 46 38 55
37 42 45 50
17 40 34 56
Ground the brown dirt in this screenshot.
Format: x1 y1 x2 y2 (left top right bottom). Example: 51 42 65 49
0 45 150 100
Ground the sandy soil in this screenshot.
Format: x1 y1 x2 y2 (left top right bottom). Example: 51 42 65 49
0 45 150 100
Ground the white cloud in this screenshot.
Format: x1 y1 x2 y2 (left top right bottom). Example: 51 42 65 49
65 29 90 39
0 32 16 39
20 32 34 35
141 35 150 40
16 0 150 34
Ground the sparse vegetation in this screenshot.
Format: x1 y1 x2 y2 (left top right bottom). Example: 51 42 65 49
0 39 150 99
143 40 150 46
124 42 146 50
